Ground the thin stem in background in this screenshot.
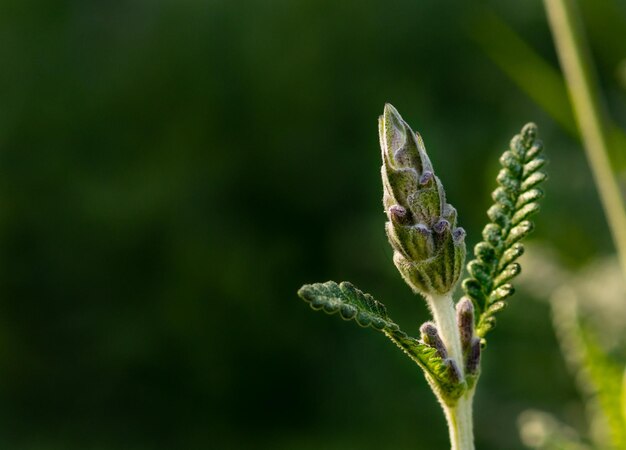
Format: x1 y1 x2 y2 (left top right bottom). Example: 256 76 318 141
544 0 626 280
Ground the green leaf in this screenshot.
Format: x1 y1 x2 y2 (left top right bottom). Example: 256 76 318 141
492 262 520 287
462 123 546 339
298 281 396 331
622 368 626 431
578 325 626 449
298 281 465 401
552 297 626 450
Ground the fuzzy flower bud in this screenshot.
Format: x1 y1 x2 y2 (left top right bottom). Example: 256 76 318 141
380 104 466 296
420 321 448 359
466 337 481 375
456 297 475 351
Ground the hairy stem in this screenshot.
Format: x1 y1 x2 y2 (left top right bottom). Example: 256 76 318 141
443 391 476 450
544 0 626 280
428 293 464 375
428 293 475 449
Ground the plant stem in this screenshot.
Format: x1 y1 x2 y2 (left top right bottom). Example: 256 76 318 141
428 293 475 450
443 391 476 450
544 0 626 280
428 293 464 375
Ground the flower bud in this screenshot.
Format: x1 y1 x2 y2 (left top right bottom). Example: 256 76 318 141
420 321 448 359
445 358 462 383
388 204 408 224
380 104 466 296
456 297 475 351
466 337 481 375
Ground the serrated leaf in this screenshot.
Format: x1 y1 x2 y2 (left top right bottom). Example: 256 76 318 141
515 188 543 208
476 316 496 338
522 157 546 177
492 186 515 210
497 168 520 192
499 150 523 174
298 281 465 399
298 281 394 330
524 143 543 163
487 204 509 228
488 284 514 304
510 135 526 158
492 263 520 287
462 278 487 310
505 221 534 247
486 301 506 314
510 202 540 225
467 260 492 289
462 123 546 340
482 223 503 247
498 243 524 271
474 242 497 265
384 332 465 401
520 171 547 191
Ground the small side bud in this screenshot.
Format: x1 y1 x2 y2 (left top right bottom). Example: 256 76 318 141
456 297 474 350
414 223 431 235
420 321 448 359
389 205 408 224
452 227 466 243
419 170 433 185
445 358 462 383
466 337 481 374
433 218 450 234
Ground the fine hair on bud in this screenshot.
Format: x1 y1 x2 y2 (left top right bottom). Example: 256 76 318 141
434 219 450 234
419 170 433 185
466 337 481 375
456 297 475 350
445 359 462 383
380 104 466 296
452 227 466 243
389 204 408 223
420 321 448 359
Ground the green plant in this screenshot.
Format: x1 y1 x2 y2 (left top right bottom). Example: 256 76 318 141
298 104 546 450
515 1 626 448
515 253 626 450
543 0 626 280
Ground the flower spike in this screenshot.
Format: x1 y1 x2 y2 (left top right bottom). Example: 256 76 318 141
380 104 466 296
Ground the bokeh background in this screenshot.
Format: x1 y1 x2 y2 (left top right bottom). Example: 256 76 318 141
1 0 625 449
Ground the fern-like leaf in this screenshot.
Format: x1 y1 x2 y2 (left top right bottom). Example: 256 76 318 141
298 281 464 399
462 123 546 339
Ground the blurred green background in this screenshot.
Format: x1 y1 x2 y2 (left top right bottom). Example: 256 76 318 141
1 0 625 449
